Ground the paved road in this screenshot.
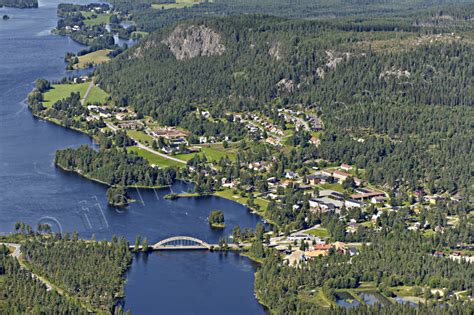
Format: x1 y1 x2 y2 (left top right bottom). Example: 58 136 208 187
101 120 187 164
134 141 187 164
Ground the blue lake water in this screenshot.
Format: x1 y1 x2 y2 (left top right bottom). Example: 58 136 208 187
0 1 266 313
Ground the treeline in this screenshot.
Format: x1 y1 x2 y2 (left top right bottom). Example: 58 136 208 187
22 236 132 312
0 246 86 314
255 229 474 314
55 145 178 187
0 0 37 8
108 0 474 33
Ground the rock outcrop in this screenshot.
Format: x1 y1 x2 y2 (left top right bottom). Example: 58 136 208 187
162 24 226 60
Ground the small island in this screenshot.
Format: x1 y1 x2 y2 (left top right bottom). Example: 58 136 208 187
106 187 131 207
3 14 9 20
208 210 225 229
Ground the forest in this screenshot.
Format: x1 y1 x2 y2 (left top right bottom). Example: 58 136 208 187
21 236 132 312
0 246 86 313
0 0 37 8
108 0 474 33
55 145 178 188
96 12 473 195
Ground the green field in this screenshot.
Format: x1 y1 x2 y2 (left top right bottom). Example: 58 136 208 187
214 189 269 212
74 49 112 70
307 227 330 238
85 85 109 105
81 12 111 26
42 83 89 108
126 130 154 146
200 144 237 161
151 0 206 10
318 183 345 193
128 147 185 168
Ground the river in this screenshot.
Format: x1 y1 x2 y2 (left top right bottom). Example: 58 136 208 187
0 1 266 313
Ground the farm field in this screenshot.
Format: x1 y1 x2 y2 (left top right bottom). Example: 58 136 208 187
81 11 111 26
84 85 109 105
42 83 89 108
74 49 112 70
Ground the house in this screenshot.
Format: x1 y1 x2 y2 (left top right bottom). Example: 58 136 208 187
351 190 385 201
310 136 320 146
307 173 329 185
371 196 386 204
309 197 344 210
280 180 293 188
288 233 314 242
267 177 279 184
340 164 352 171
305 249 328 257
266 137 280 146
248 162 263 171
314 244 332 251
347 247 359 256
345 199 363 208
285 171 298 179
371 212 382 224
319 189 344 200
331 170 362 186
115 112 128 121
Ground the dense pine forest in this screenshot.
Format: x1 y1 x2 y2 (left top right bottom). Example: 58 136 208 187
21 236 132 312
0 246 86 313
108 0 474 33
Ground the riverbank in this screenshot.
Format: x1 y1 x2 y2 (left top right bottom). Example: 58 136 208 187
164 191 277 227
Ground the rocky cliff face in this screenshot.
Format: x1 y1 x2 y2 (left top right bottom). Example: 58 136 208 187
162 24 226 61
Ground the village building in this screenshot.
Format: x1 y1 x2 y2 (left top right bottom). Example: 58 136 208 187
340 163 352 171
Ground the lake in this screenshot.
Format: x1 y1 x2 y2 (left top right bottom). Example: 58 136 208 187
0 1 266 313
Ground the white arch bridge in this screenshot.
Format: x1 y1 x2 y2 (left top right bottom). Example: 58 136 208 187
152 236 212 250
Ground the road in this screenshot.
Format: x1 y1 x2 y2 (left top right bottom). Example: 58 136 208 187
89 93 187 166
0 242 53 291
81 80 94 106
101 120 187 165
1 242 21 258
134 141 187 164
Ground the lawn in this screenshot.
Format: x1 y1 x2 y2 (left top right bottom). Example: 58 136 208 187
319 183 345 193
128 147 184 168
74 49 112 70
126 130 154 146
42 83 89 108
299 288 333 308
307 227 329 238
151 0 206 10
81 12 111 26
84 85 109 105
199 144 237 161
214 189 269 212
175 143 237 162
